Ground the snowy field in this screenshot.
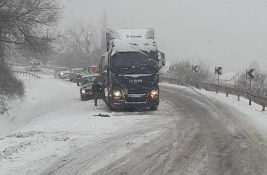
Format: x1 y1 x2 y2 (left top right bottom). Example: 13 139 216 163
0 74 174 175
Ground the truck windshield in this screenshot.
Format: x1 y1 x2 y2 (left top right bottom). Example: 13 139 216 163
111 52 158 69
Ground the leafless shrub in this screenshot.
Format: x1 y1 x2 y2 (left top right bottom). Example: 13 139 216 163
165 60 213 84
0 63 24 97
0 96 11 115
233 71 267 95
0 63 24 115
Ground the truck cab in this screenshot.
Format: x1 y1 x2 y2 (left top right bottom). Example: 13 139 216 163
101 29 165 110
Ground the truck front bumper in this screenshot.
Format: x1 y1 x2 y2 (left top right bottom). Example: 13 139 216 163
110 97 159 109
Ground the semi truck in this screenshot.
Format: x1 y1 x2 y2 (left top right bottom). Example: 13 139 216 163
100 28 165 110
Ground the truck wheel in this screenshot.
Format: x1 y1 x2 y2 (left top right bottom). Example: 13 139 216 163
150 105 158 111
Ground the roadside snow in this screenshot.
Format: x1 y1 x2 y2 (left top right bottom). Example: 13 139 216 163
161 83 267 139
196 87 267 139
0 74 78 137
0 74 173 175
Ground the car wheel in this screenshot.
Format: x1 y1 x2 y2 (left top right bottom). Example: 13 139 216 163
81 95 87 101
150 105 158 111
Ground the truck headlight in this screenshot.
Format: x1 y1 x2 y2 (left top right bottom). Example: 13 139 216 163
113 90 122 97
81 89 86 94
150 90 159 98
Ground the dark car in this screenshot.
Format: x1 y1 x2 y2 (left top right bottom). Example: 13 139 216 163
78 74 100 101
69 68 84 82
54 67 70 79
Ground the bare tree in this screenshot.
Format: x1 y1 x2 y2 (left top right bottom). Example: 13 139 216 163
54 22 102 68
0 0 59 63
165 60 212 84
0 0 59 114
234 71 267 95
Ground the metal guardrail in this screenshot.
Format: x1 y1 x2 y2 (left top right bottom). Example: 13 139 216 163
12 70 40 79
160 77 267 111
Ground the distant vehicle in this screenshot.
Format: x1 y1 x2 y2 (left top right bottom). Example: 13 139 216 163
26 61 41 72
78 74 100 101
101 28 165 110
54 67 70 79
69 68 84 82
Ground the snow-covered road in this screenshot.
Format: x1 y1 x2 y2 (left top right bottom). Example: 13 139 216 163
1 74 267 175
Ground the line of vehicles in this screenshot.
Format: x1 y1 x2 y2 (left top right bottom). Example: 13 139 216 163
53 66 101 101
53 28 165 111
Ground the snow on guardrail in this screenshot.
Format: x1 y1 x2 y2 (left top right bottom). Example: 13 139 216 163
12 70 40 79
160 77 267 111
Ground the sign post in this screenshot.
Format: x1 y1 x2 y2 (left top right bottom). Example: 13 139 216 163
192 65 199 88
246 69 255 105
192 65 199 74
215 67 223 94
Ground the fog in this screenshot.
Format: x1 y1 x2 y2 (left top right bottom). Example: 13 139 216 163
59 0 267 72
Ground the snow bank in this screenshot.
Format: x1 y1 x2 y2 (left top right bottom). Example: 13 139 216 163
0 74 77 137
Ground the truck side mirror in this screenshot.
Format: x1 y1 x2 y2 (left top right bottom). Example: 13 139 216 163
162 61 166 66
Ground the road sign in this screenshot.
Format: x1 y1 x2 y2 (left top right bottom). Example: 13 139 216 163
246 69 255 79
192 65 199 73
215 67 223 75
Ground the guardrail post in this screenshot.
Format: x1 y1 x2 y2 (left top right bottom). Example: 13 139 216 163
238 94 240 101
205 85 208 91
262 105 265 111
249 99 252 105
216 88 218 94
226 92 228 97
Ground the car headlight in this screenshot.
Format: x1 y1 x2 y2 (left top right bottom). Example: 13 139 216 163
113 90 122 97
60 72 64 76
81 89 86 94
150 89 159 98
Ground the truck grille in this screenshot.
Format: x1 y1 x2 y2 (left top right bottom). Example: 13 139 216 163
125 96 147 103
127 86 147 94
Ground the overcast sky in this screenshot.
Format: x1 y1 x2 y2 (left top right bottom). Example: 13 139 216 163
59 0 267 72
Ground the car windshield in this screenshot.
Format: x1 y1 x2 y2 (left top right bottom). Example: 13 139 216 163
81 76 98 85
72 69 84 73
